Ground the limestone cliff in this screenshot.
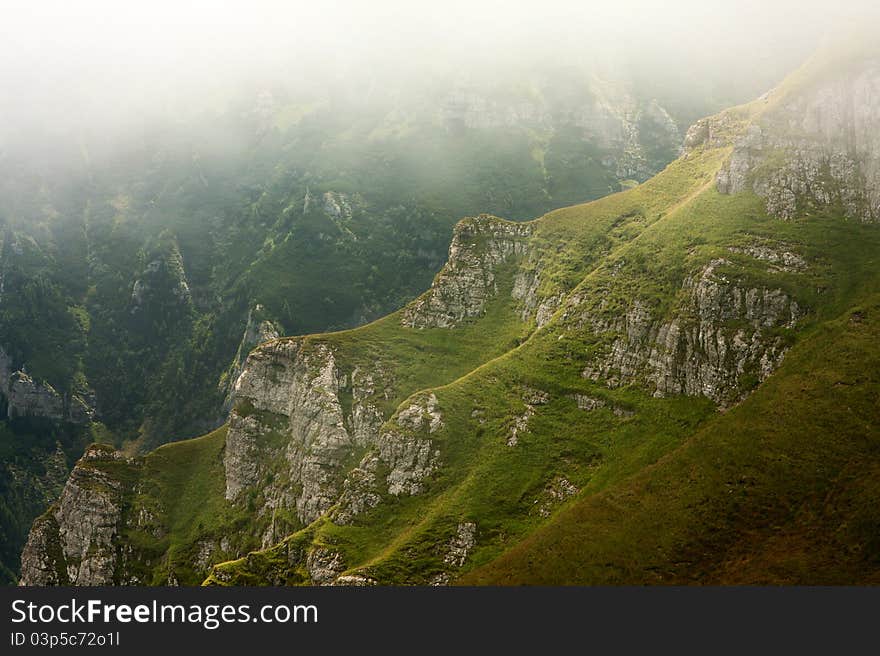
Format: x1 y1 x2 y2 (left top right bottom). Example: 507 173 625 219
577 256 804 406
402 215 534 328
19 445 133 585
0 346 94 424
218 304 282 413
717 58 880 222
224 340 362 532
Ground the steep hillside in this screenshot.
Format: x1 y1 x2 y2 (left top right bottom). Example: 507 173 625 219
0 68 693 582
18 145 726 585
465 293 880 584
19 43 880 586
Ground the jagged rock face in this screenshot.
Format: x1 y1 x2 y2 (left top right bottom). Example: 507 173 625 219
224 339 396 541
0 346 94 424
19 446 130 586
718 63 880 222
334 392 444 523
513 265 563 328
579 258 803 406
5 371 64 419
375 393 443 496
683 112 742 153
402 215 533 328
219 305 282 412
18 513 67 585
224 340 357 527
223 330 451 537
401 214 563 330
305 547 345 585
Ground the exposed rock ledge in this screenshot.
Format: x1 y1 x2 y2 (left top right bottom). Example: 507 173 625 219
0 346 94 424
717 63 880 222
402 214 533 328
19 445 132 586
578 258 804 406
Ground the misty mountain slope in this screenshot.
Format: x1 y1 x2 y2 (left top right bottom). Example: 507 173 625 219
0 69 699 583
17 139 722 586
202 46 880 586
19 41 880 586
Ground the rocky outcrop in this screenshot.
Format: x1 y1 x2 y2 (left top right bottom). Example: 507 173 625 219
305 547 345 585
4 371 64 419
513 266 563 328
570 393 633 417
579 258 804 406
224 340 356 527
19 445 133 586
402 215 533 328
0 346 94 424
334 392 445 523
219 305 282 412
443 522 476 567
727 239 807 272
223 338 397 539
534 477 579 518
683 111 744 153
717 63 880 222
375 393 443 496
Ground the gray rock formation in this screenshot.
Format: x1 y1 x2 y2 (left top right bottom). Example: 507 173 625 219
19 445 131 586
332 392 446 523
578 258 803 406
0 346 94 424
223 335 426 540
443 521 476 568
513 266 563 328
219 304 282 412
224 340 356 526
305 547 345 585
375 393 443 496
727 239 807 272
402 215 533 328
535 477 579 518
717 63 880 222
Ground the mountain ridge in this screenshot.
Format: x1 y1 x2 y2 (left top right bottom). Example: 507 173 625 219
18 42 880 586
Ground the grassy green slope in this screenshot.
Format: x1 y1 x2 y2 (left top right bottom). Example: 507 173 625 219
202 133 772 584
116 143 725 585
101 47 880 585
205 96 880 585
464 293 880 585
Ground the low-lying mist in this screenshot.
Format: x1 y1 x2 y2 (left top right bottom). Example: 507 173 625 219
2 0 877 157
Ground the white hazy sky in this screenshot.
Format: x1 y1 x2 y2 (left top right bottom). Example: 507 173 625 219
3 0 875 70
0 0 877 140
